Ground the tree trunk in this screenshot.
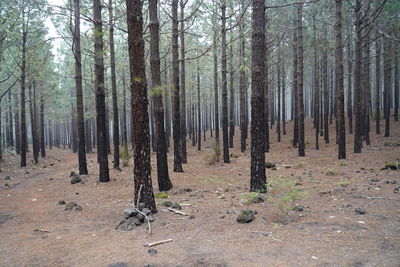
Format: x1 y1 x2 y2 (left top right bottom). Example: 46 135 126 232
213 2 219 144
353 0 363 153
292 23 298 147
239 5 246 152
277 53 281 143
40 94 45 157
250 0 266 192
108 0 120 169
335 0 346 159
197 61 201 151
347 26 353 134
93 0 110 182
171 0 183 172
383 38 391 137
221 0 230 163
394 56 399 122
375 35 381 134
126 0 156 212
74 0 88 174
229 32 234 148
180 1 187 163
20 15 27 167
296 3 305 157
149 0 172 192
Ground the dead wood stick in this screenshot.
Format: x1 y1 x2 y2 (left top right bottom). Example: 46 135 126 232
353 194 400 202
144 238 173 247
167 207 189 215
129 202 152 235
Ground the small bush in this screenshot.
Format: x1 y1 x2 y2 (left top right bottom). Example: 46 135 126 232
154 192 168 198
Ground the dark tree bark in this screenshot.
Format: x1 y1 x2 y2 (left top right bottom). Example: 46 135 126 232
229 32 234 148
197 61 201 151
29 83 38 164
126 0 156 213
383 38 391 137
335 0 346 159
250 0 266 192
73 0 88 174
149 0 172 192
7 91 14 148
14 92 20 155
122 70 128 145
40 94 45 157
394 56 399 122
292 23 298 147
108 0 120 169
277 53 281 143
353 0 363 153
180 1 187 163
282 65 286 136
296 3 305 157
213 2 219 144
20 10 27 167
375 35 381 134
347 27 353 134
93 0 110 182
171 0 183 172
312 11 319 150
221 0 230 163
239 5 246 152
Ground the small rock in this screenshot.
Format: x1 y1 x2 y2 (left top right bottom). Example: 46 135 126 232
64 202 78 210
355 208 366 215
5 183 9 187
74 205 82 211
189 215 195 219
220 215 225 219
236 210 256 223
58 200 66 205
293 205 304 212
142 208 151 216
385 180 397 184
108 263 129 267
147 215 155 222
70 174 81 184
265 162 276 169
123 208 138 218
162 201 181 209
138 203 146 211
394 187 400 194
135 213 145 222
370 178 379 182
116 217 141 231
116 167 122 172
227 209 235 214
4 176 11 180
147 248 157 255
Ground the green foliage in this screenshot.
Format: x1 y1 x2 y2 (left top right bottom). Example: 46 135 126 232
325 168 336 175
150 85 164 96
120 143 131 167
338 161 348 166
266 176 308 212
265 162 276 169
154 192 168 198
240 192 265 205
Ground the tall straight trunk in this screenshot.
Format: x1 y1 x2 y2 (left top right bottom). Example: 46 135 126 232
282 65 286 136
93 0 110 182
292 24 298 147
180 1 187 163
239 10 246 152
7 91 13 148
126 0 156 212
213 2 219 144
296 3 305 157
347 27 353 134
353 0 363 153
14 92 20 155
250 0 266 192
394 56 399 121
221 0 230 163
171 0 183 172
323 49 329 143
197 61 201 151
277 54 281 142
74 0 88 174
312 11 319 150
264 16 269 153
29 82 38 163
149 0 172 192
20 13 27 167
375 35 381 134
383 38 391 137
122 70 128 145
108 0 120 169
229 32 234 148
164 59 171 149
335 0 346 159
40 95 45 157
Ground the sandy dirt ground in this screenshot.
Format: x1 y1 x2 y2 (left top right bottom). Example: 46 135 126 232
0 119 399 267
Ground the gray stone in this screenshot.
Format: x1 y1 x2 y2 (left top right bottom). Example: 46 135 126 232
116 217 141 231
147 215 155 222
385 180 397 184
355 208 366 215
123 208 138 218
4 176 11 180
226 209 235 214
147 248 157 255
142 208 151 216
108 262 129 267
236 210 256 223
293 205 304 212
138 203 146 211
70 174 81 184
58 200 66 205
394 187 400 194
162 201 181 209
74 205 82 211
64 202 78 210
135 213 145 222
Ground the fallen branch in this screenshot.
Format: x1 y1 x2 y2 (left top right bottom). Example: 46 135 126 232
352 194 400 202
144 238 173 247
129 202 152 235
167 207 189 216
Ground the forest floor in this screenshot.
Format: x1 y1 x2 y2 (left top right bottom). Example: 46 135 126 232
0 119 399 267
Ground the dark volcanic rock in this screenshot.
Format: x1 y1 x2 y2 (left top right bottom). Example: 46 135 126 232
147 249 158 255
4 176 11 180
70 174 81 184
236 210 256 223
64 202 82 211
162 201 181 209
116 217 142 231
354 208 366 215
58 200 66 205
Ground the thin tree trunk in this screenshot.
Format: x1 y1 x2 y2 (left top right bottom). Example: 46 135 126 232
347 26 353 134
40 94 45 157
296 3 305 157
93 0 110 182
383 38 391 137
221 0 230 163
20 12 27 167
375 35 381 134
197 61 201 151
277 53 281 142
149 0 172 192
292 23 298 147
394 56 399 121
180 1 187 163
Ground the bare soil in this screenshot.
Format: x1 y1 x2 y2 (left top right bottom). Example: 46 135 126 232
0 119 399 267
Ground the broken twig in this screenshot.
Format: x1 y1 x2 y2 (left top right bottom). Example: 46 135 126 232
144 238 173 247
